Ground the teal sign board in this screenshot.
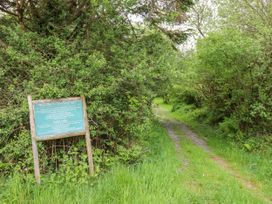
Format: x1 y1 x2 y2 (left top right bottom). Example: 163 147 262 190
33 99 85 138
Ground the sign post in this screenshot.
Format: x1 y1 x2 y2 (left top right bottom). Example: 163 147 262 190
27 95 94 184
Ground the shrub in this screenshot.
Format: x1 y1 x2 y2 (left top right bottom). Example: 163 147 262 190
194 29 272 135
0 22 177 174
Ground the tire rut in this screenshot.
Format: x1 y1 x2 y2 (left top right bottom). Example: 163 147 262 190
154 106 272 203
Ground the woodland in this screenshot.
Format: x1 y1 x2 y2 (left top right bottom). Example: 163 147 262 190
0 0 271 203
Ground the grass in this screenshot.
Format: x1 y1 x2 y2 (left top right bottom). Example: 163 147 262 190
0 102 271 203
172 125 266 204
0 123 183 204
154 98 272 200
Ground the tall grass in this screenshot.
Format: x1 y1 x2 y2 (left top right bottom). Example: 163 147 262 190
0 120 269 203
0 124 185 204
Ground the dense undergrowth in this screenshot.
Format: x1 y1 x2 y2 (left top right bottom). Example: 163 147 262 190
0 1 186 176
169 2 272 149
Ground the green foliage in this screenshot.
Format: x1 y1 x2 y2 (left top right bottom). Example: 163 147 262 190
195 29 259 124
170 53 203 108
50 148 90 184
0 0 183 175
169 1 272 146
171 28 272 142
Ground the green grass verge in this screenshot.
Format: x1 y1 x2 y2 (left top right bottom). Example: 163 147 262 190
0 123 183 204
154 98 272 199
0 116 270 203
172 125 266 204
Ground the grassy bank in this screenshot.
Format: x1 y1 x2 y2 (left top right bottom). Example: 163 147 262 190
0 116 270 203
0 123 183 204
154 98 272 198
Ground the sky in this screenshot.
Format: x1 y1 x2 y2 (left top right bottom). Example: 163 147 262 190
179 0 218 52
129 0 218 53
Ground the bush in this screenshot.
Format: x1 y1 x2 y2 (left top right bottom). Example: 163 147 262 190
170 28 272 144
0 20 177 174
189 29 271 135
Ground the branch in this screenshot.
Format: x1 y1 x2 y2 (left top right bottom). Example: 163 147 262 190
68 0 89 24
191 6 206 37
0 38 8 49
125 14 137 39
0 6 19 17
196 26 205 37
242 0 266 23
28 0 40 19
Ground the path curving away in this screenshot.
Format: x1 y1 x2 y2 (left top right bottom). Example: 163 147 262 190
154 105 272 203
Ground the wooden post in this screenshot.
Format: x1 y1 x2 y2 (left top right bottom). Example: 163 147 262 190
82 96 94 175
27 95 41 184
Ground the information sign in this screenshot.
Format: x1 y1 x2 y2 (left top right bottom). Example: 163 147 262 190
28 96 94 184
33 99 85 139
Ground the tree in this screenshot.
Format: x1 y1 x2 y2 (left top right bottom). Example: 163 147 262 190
186 0 218 38
0 0 193 42
0 0 192 174
217 0 272 35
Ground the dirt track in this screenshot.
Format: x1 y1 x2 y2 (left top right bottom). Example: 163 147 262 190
155 106 272 203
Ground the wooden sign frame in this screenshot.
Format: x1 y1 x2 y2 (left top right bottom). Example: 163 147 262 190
28 95 94 184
